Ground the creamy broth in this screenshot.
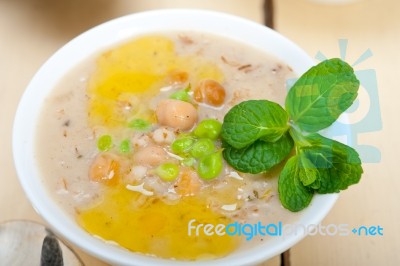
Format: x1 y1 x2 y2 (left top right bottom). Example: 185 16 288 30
36 32 301 260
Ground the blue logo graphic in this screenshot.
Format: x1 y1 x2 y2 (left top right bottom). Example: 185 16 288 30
316 39 382 163
287 39 382 163
351 225 384 236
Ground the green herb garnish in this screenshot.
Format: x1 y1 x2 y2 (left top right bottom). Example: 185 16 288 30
128 118 151 131
222 132 293 174
221 58 363 212
169 85 191 102
286 58 359 132
277 155 314 212
222 100 289 149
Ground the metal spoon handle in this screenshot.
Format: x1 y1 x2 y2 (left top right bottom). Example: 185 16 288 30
41 233 64 266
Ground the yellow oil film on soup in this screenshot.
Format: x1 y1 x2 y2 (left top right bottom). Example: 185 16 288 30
87 35 224 128
77 187 239 260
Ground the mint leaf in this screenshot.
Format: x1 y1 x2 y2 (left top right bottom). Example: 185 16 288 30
278 156 314 212
221 100 289 149
308 178 321 190
286 58 360 132
298 154 320 186
222 132 293 174
300 133 363 193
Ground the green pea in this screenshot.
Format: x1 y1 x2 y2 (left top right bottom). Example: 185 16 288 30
156 163 180 181
97 135 112 151
197 151 223 180
119 139 131 153
193 119 222 140
171 136 195 154
190 138 215 158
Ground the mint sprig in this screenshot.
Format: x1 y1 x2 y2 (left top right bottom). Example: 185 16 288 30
221 58 363 212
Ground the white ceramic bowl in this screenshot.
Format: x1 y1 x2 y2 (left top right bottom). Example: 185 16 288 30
13 9 338 266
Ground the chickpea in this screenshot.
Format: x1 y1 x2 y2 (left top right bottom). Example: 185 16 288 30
156 99 198 130
168 70 189 84
89 153 120 186
193 79 226 107
175 167 202 196
133 145 168 167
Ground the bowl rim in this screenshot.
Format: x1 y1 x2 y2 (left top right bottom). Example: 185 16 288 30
13 8 339 266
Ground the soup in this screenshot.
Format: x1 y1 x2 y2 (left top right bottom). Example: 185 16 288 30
36 32 300 260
